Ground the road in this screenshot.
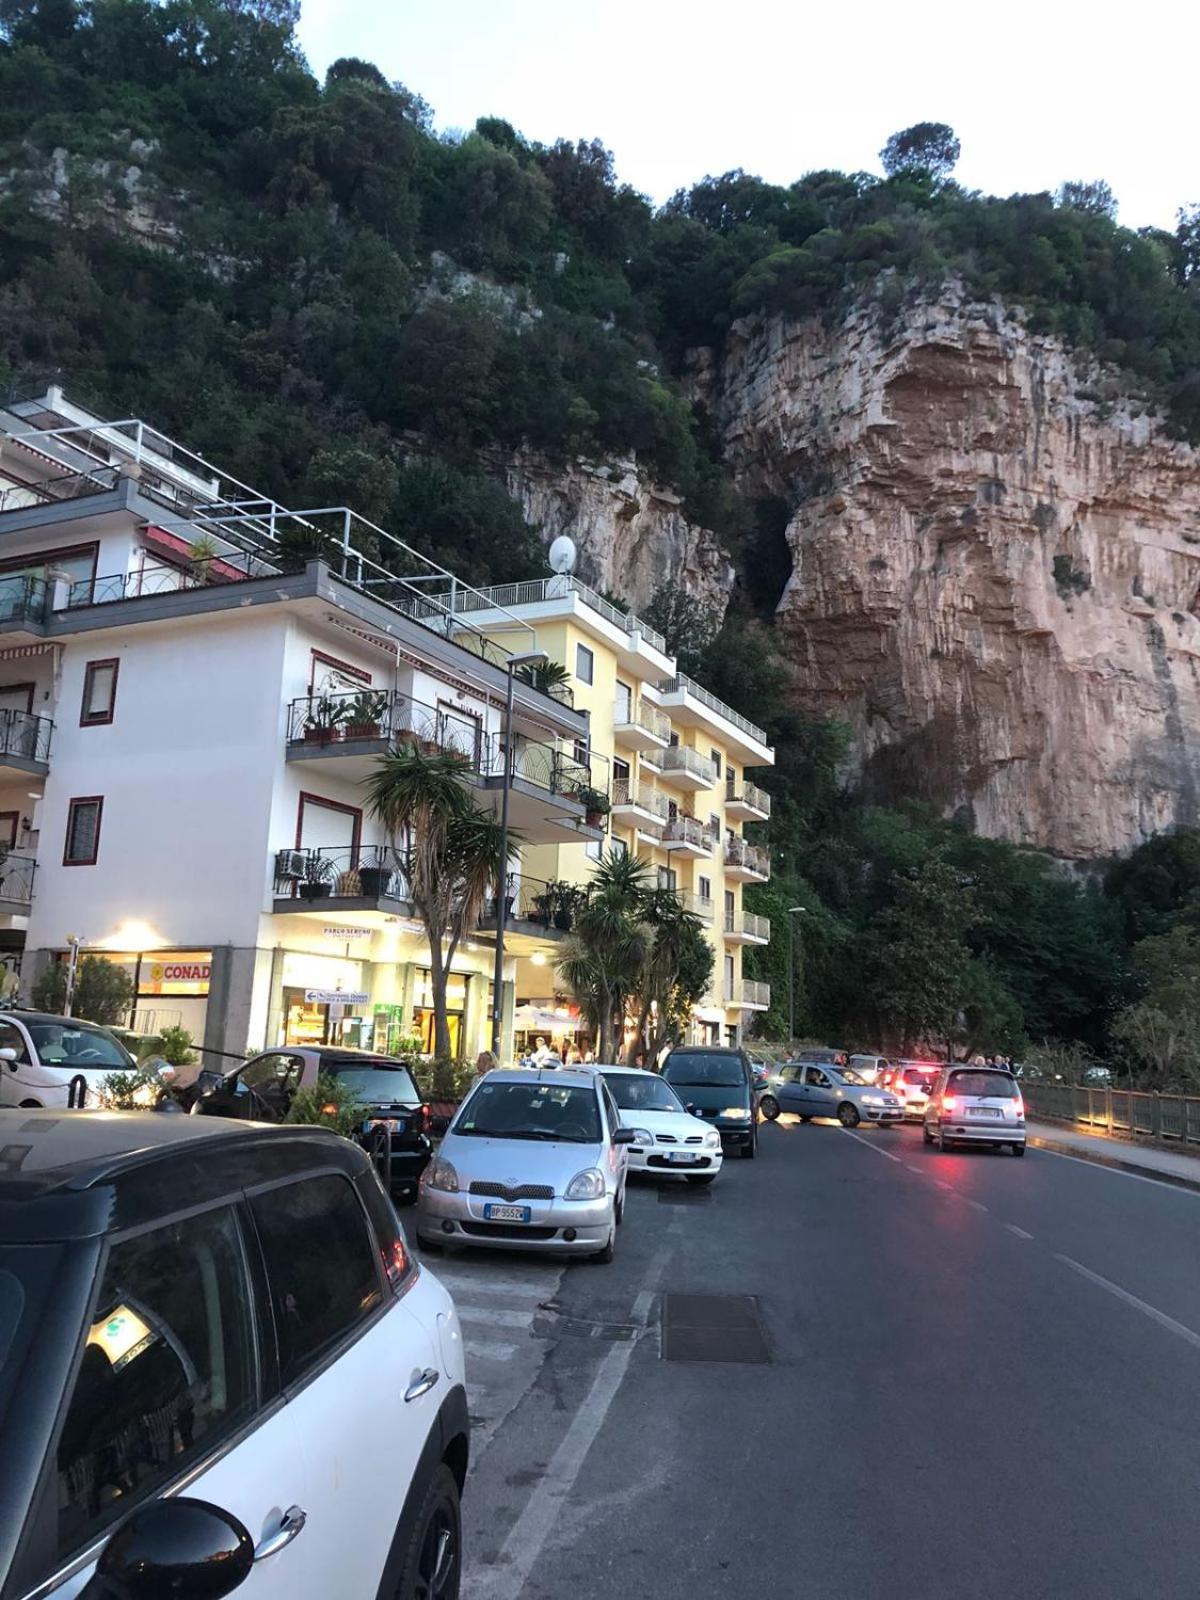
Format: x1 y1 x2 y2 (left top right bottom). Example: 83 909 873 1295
418 1117 1200 1600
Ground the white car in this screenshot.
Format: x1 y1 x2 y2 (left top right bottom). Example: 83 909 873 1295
599 1064 724 1185
0 1009 138 1108
0 1110 468 1599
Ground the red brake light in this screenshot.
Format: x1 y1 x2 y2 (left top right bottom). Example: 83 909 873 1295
418 1101 431 1134
942 1095 956 1113
1014 1097 1025 1118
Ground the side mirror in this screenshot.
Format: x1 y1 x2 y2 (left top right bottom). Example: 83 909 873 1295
685 1103 698 1116
0 1047 16 1065
83 1497 254 1600
612 1127 635 1145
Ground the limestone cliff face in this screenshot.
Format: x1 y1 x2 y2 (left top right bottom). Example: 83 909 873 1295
503 449 733 615
698 291 1200 861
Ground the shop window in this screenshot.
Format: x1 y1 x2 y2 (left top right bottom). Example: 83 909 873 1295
64 797 102 866
80 659 119 726
575 644 594 685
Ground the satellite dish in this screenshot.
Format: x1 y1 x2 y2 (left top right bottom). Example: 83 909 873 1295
548 535 577 575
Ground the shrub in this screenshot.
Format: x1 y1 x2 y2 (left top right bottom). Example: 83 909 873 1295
284 1074 365 1138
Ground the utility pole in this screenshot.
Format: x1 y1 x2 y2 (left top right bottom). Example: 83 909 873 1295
787 906 805 1049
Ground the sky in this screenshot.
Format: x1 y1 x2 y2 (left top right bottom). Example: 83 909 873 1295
297 0 1199 234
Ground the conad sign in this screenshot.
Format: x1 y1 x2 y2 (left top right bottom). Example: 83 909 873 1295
141 956 212 996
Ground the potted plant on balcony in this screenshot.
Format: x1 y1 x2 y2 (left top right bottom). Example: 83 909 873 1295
574 785 611 829
299 854 334 900
303 697 348 746
552 882 587 932
344 689 388 741
531 886 554 926
358 856 391 898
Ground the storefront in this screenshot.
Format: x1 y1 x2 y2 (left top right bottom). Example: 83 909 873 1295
48 947 214 1039
513 1001 586 1061
411 968 493 1060
278 950 369 1047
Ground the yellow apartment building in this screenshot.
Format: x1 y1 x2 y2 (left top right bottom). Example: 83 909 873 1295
438 576 774 1055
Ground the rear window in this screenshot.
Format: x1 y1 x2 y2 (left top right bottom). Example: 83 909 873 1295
903 1068 938 1086
948 1070 1017 1099
322 1058 420 1104
662 1053 747 1088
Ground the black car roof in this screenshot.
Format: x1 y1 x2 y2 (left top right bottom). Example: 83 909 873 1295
665 1046 744 1056
0 1110 362 1242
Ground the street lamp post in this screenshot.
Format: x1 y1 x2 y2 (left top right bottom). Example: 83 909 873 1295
63 933 85 1018
491 650 549 1058
787 906 806 1048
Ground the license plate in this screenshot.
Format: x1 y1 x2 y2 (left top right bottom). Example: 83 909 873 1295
483 1203 531 1223
665 1151 699 1164
969 1107 1001 1118
370 1117 400 1132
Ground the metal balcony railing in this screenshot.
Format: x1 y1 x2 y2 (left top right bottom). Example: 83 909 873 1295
726 776 771 816
0 708 52 764
0 852 37 906
658 673 768 747
725 838 771 878
0 575 49 627
288 691 483 764
725 910 771 941
424 576 669 655
660 746 719 785
613 699 671 742
273 844 409 901
482 733 598 803
662 815 714 851
725 978 771 1008
67 549 281 609
482 875 582 930
612 778 668 819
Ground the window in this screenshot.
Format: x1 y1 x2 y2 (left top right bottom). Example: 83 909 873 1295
241 1052 305 1094
615 679 632 719
575 644 594 685
709 813 720 837
586 838 603 862
0 811 17 850
54 1206 255 1566
80 659 119 726
609 836 628 860
251 1174 382 1384
573 736 589 767
64 797 103 866
698 875 712 901
657 866 676 890
613 757 630 785
710 748 722 777
724 889 735 918
806 1068 832 1088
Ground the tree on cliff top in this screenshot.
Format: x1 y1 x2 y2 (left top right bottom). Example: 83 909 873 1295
879 121 960 181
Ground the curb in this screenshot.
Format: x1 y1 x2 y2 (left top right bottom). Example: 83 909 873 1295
1029 1132 1200 1195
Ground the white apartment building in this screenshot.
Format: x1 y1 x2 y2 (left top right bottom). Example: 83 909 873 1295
0 389 600 1063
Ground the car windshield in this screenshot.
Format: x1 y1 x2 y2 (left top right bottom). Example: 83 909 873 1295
602 1073 684 1112
324 1059 420 1104
25 1021 133 1069
455 1082 602 1143
831 1068 869 1085
662 1054 745 1087
948 1070 1018 1099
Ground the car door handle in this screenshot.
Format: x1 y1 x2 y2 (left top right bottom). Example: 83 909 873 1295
405 1367 440 1403
254 1504 306 1561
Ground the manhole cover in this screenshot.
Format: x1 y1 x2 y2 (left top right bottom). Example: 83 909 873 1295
661 1293 771 1364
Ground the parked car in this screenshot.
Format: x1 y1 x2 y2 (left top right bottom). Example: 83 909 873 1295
924 1065 1027 1154
0 1010 138 1109
659 1046 759 1158
417 1067 633 1262
847 1053 890 1084
192 1044 432 1200
0 1109 468 1600
600 1064 723 1185
890 1061 944 1120
759 1061 904 1127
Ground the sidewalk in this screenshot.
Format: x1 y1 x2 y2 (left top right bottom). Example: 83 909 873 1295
1028 1121 1200 1193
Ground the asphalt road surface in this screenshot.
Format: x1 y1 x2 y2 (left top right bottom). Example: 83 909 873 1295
418 1117 1200 1600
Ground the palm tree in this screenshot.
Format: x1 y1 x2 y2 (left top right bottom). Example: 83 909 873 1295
364 745 517 1061
556 853 653 1061
516 658 572 699
629 888 709 1064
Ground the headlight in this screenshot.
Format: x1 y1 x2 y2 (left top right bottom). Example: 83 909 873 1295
719 1107 751 1121
703 1131 721 1148
423 1155 459 1193
565 1167 606 1200
630 1128 654 1147
862 1095 884 1106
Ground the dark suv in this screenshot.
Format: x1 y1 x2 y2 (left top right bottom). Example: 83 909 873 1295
0 1111 468 1600
660 1047 759 1158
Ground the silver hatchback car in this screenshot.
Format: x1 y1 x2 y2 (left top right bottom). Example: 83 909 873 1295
924 1066 1026 1154
417 1068 634 1262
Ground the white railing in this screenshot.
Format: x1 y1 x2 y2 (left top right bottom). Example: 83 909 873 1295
725 910 771 941
725 838 771 878
613 698 671 742
663 815 714 851
660 746 719 785
425 576 669 654
727 777 771 815
658 673 768 747
725 978 771 1007
612 779 668 819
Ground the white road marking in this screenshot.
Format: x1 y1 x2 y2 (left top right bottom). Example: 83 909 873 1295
1005 1224 1034 1240
1032 1144 1200 1199
1056 1254 1200 1352
963 1198 989 1212
465 1339 517 1362
463 1245 672 1600
430 1270 557 1298
456 1306 540 1330
907 1163 926 1174
841 1128 903 1162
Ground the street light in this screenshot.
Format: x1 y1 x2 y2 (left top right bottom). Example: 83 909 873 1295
787 906 806 1048
491 649 549 1057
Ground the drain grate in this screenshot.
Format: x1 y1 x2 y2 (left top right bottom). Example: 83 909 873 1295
661 1293 771 1364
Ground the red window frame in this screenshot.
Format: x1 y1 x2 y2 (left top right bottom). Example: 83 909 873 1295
64 796 103 866
295 792 363 853
80 658 120 727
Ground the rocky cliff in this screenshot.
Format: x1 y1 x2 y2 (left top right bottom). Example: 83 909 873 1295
697 291 1200 861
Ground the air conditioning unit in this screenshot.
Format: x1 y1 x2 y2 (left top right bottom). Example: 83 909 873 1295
274 849 306 880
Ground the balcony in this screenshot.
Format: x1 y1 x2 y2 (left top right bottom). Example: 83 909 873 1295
662 815 715 859
725 978 771 1011
0 575 50 639
611 778 668 833
0 853 36 911
0 709 52 778
680 890 715 923
272 845 410 914
477 734 605 843
287 690 483 781
725 777 771 822
656 673 770 756
478 875 574 949
724 910 771 945
658 745 718 792
724 838 771 883
613 698 671 751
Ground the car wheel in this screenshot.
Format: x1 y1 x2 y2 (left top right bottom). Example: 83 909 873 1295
837 1102 860 1129
759 1094 780 1121
686 1174 717 1185
922 1124 933 1145
1012 1142 1027 1158
589 1224 616 1264
394 1461 461 1600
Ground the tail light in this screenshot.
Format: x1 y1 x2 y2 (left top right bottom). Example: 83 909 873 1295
941 1095 957 1113
418 1102 432 1134
1014 1097 1025 1119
